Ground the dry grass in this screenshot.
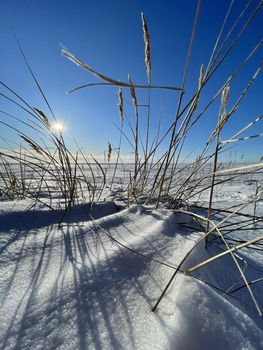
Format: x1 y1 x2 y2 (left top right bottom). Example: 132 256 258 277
0 0 262 316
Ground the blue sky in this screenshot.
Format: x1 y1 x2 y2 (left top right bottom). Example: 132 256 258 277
0 0 262 162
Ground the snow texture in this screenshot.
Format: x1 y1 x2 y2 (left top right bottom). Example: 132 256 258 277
0 198 263 349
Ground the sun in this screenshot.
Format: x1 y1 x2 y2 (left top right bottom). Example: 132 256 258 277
52 122 65 133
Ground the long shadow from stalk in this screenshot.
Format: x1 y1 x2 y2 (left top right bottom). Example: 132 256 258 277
0 204 177 349
0 202 118 254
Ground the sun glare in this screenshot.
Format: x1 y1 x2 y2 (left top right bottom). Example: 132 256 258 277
52 122 65 133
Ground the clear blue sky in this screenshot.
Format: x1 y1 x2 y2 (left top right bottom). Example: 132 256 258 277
0 0 262 162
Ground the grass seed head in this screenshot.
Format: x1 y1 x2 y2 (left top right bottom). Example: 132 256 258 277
220 83 230 117
108 142 112 162
128 74 138 110
141 12 151 84
20 135 42 154
192 64 204 112
216 82 231 133
33 108 51 129
118 87 124 123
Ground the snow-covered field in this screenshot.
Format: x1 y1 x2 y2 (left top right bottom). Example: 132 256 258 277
0 171 263 350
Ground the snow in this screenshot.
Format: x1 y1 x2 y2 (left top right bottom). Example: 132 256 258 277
0 182 263 349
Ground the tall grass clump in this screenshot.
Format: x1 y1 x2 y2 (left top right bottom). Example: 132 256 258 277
62 1 262 208
60 1 263 316
0 2 261 216
0 42 105 211
1 2 262 301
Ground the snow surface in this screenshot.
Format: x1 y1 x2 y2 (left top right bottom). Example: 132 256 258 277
1 195 263 349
